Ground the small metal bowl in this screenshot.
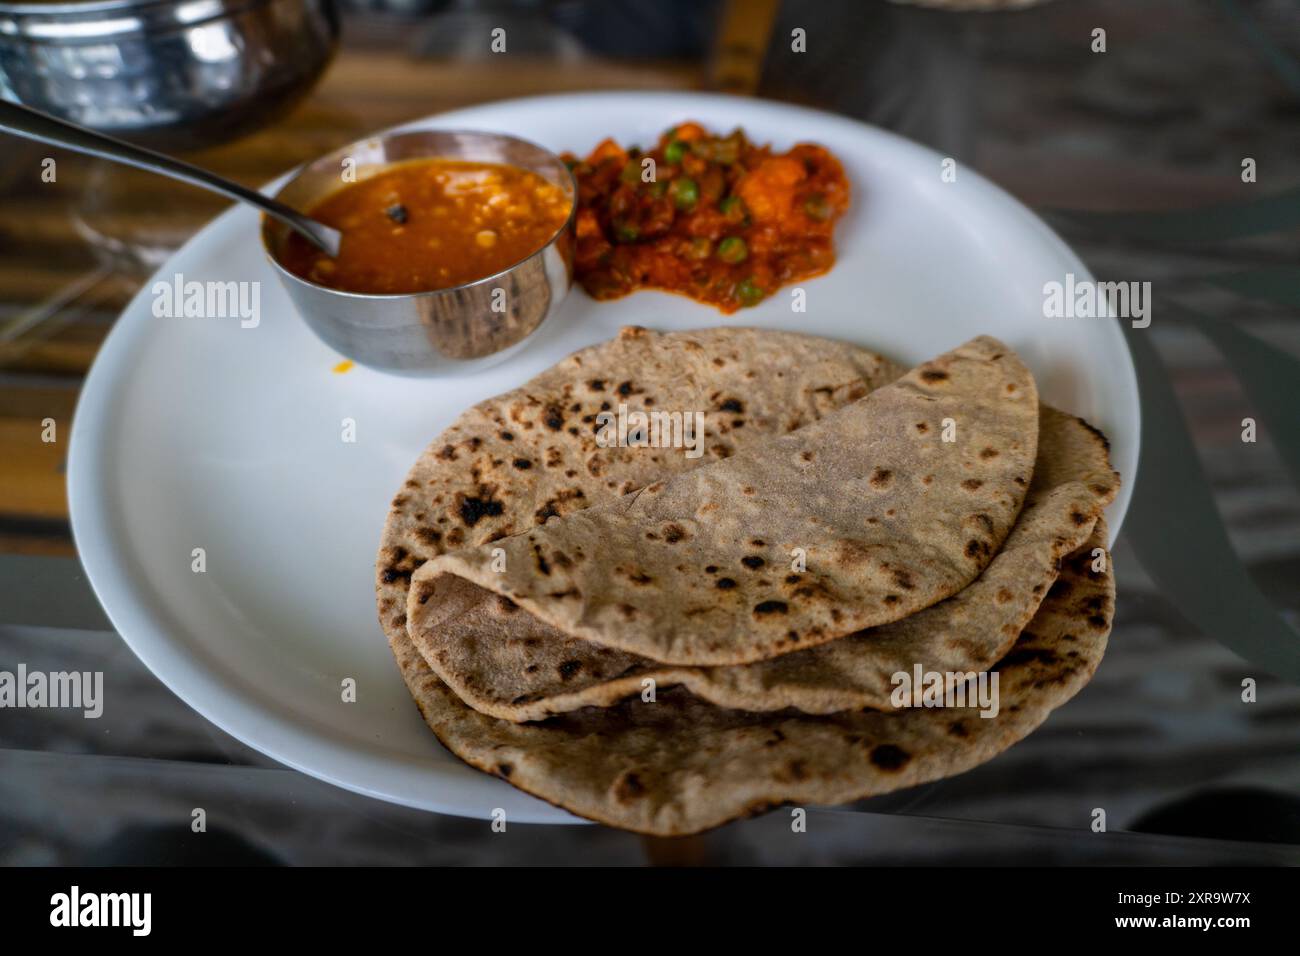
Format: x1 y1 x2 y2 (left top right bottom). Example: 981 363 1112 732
261 129 577 374
0 0 339 150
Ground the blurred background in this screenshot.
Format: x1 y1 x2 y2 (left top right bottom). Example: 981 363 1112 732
1 0 1299 864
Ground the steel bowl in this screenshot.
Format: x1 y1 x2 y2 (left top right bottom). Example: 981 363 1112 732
261 128 577 374
0 0 339 150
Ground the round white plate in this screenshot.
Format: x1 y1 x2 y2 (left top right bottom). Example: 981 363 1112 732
69 92 1139 825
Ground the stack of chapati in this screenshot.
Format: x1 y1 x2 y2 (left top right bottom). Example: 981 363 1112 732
378 327 1119 835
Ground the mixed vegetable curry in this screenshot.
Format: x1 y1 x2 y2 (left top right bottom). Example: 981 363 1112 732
562 123 849 312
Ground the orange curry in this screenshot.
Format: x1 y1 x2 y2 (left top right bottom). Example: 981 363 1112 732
281 159 571 295
562 123 849 312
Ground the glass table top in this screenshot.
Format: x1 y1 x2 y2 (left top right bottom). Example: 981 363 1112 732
1 0 1297 865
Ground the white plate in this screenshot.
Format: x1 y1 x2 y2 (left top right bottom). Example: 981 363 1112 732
68 92 1139 825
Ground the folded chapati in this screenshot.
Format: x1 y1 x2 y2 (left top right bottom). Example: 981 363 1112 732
376 326 904 653
394 519 1113 836
409 336 1038 665
409 406 1117 720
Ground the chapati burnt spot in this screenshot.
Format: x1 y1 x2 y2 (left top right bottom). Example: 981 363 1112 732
869 744 911 771
534 487 585 524
869 467 893 489
614 771 646 802
1001 646 1057 668
920 368 949 384
380 545 420 584
1077 416 1112 452
753 600 788 616
663 523 688 543
543 404 565 431
741 555 766 569
558 660 583 680
716 577 738 590
457 490 504 527
783 759 809 783
890 568 915 590
414 526 443 547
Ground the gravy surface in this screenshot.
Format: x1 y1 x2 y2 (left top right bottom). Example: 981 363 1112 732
282 159 571 295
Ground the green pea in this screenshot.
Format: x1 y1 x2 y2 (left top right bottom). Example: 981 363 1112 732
649 179 668 198
717 236 748 264
620 160 641 184
804 193 831 221
669 177 699 210
664 139 687 165
720 195 748 223
613 221 640 243
688 237 713 260
735 278 764 306
696 137 739 165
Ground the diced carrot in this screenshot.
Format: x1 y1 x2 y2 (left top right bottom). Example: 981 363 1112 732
587 138 629 165
735 156 806 223
671 122 707 142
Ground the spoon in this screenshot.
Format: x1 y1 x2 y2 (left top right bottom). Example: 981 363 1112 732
0 100 341 257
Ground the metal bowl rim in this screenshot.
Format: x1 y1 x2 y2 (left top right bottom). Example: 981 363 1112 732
260 127 579 303
0 0 264 17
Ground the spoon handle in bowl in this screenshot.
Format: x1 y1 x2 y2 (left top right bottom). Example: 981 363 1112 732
0 99 340 256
